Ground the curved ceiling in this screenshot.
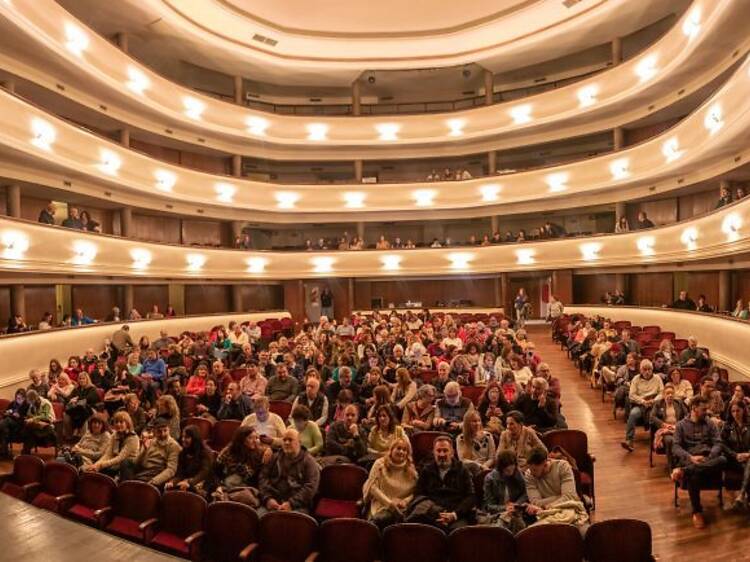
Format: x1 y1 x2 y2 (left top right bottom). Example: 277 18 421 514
0 195 747 280
0 52 747 221
1 1 744 159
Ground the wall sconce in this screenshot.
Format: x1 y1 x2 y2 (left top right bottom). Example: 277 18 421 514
30 118 56 151
71 240 97 265
637 236 655 256
448 252 474 270
343 192 366 208
311 256 335 273
246 116 269 136
186 253 206 271
154 169 177 192
580 243 601 261
516 249 536 265
1 231 29 260
381 255 402 271
246 257 268 273
722 213 742 242
130 248 152 269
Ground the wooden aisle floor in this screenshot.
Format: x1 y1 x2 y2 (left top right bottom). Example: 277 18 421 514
530 325 748 562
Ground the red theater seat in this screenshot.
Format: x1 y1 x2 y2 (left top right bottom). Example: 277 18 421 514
0 454 44 501
314 463 368 520
104 480 161 543
66 472 117 527
205 501 260 562
148 491 207 561
30 461 78 513
319 518 380 562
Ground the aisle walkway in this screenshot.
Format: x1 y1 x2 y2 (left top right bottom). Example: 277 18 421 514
530 325 746 562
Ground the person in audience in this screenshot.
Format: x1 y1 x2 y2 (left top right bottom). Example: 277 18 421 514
367 405 406 458
672 290 697 311
237 362 266 399
241 396 286 448
213 425 272 502
63 371 101 440
696 295 713 313
736 186 747 201
37 312 54 330
164 425 212 494
79 210 101 232
508 354 533 388
716 184 733 208
636 211 655 229
680 336 708 369
140 348 167 404
153 394 181 441
27 369 49 398
265 363 299 402
482 449 530 532
363 437 418 530
324 403 368 462
217 382 254 421
391 367 417 414
147 305 165 320
671 396 727 529
120 417 181 487
523 447 588 529
290 405 323 456
63 414 111 468
721 402 750 508
62 206 84 229
71 308 95 326
622 359 664 452
434 382 474 434
499 411 546 470
515 377 561 433
651 383 688 462
38 202 56 225
456 410 496 473
20 389 55 453
407 435 475 530
86 411 139 477
614 216 630 233
0 389 28 458
194 378 221 421
476 382 509 434
669 368 694 402
402 384 438 432
185 363 209 396
258 428 321 515
290 375 329 428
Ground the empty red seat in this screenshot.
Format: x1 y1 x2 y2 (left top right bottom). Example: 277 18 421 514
461 385 484 406
31 461 78 513
448 525 515 562
211 419 241 451
66 472 117 527
314 463 368 520
104 480 161 543
319 518 380 562
148 490 207 561
642 326 661 335
205 501 259 562
255 511 319 562
641 346 659 359
516 524 584 562
181 416 214 442
269 400 293 420
383 523 447 562
0 454 44 500
584 519 653 562
658 332 676 341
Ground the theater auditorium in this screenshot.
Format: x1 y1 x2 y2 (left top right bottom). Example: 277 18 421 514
0 1 748 561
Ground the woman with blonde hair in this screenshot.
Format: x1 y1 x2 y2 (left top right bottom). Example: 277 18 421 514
456 410 496 473
155 394 181 440
363 436 417 530
391 368 417 414
48 372 76 403
85 411 139 478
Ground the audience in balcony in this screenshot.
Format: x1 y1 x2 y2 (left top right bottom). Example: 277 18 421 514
636 211 655 230
671 290 697 311
614 216 630 233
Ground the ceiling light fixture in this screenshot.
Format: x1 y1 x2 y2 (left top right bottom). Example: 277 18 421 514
64 22 89 57
635 55 658 82
311 256 335 273
682 6 702 39
246 257 268 273
509 104 532 125
662 137 684 163
154 169 177 192
275 191 300 209
246 116 269 136
71 240 97 265
1 230 29 260
126 66 150 95
577 85 598 108
680 227 698 251
215 182 237 203
375 123 400 141
447 252 474 270
381 255 402 271
30 117 56 151
479 184 501 202
516 249 536 265
580 243 601 261
343 192 366 208
186 253 206 271
704 103 724 135
446 118 466 137
307 123 328 141
413 189 436 207
546 172 569 193
637 236 655 256
98 148 121 175
183 97 205 120
609 158 630 181
130 248 152 270
722 213 742 242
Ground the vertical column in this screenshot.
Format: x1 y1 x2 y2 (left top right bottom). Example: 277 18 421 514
357 222 365 241
168 284 185 316
611 37 623 66
490 216 499 234
348 279 355 316
613 127 624 150
354 159 363 182
231 285 244 313
351 80 361 116
233 76 244 105
232 154 242 177
55 284 72 323
179 219 185 245
487 151 497 175
6 184 21 218
500 273 509 315
1 79 15 93
484 69 494 105
120 206 133 238
493 276 501 307
119 128 130 148
10 284 25 319
123 285 134 316
230 221 244 243
115 32 129 53
615 201 626 222
718 270 731 313
615 273 627 296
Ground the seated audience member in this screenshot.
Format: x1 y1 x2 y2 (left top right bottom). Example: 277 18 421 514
508 355 533 388
482 449 530 532
121 417 181 487
259 428 321 515
456 410 496 472
523 447 588 529
27 369 49 398
716 184 733 208
196 378 222 421
217 382 254 421
63 371 101 440
38 202 56 224
622 359 664 452
48 372 76 404
185 363 210 396
290 405 324 456
21 389 56 454
696 295 713 313
680 336 708 369
406 435 475 530
363 437 418 530
71 308 96 326
239 362 268 399
669 368 694 402
651 384 688 459
89 360 115 391
672 291 697 311
614 216 630 233
722 402 750 508
141 349 167 404
476 383 510 434
265 364 299 402
62 206 84 229
515 377 561 433
402 384 438 432
327 366 360 403
0 389 28 458
38 312 54 331
671 397 727 529
368 406 407 458
213 426 272 503
164 425 212 494
391 368 417 414
122 393 148 435
636 211 655 229
61 414 111 468
7 314 28 334
241 396 286 448
434 382 474 434
154 394 181 441
499 411 547 470
324 404 368 462
290 376 329 428
86 411 139 477
232 343 255 369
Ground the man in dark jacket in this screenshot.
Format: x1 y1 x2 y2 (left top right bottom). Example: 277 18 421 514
259 428 320 514
515 377 562 433
406 435 475 530
217 382 254 420
323 404 367 462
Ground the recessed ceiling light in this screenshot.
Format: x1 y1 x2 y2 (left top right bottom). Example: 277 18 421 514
381 255 402 271
609 158 630 181
580 243 601 261
30 117 55 151
71 240 97 265
637 236 655 256
413 189 436 207
130 248 152 270
704 103 723 135
1 230 29 260
682 7 701 39
479 184 501 202
307 123 328 141
722 213 742 242
546 172 569 193
98 148 121 175
662 137 683 163
246 257 268 273
215 182 237 203
311 256 335 273
186 253 206 271
680 227 698 250
635 55 658 82
516 249 536 265
446 118 466 137
447 252 474 270
577 85 598 108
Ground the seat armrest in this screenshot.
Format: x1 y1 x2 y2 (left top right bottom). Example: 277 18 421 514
56 494 76 510
93 506 112 528
304 552 320 562
184 531 205 546
140 517 159 543
239 543 259 562
22 482 42 499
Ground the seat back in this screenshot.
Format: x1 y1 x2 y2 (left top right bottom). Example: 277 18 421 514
269 400 293 420
680 368 702 388
448 525 515 562
383 523 447 562
319 519 380 562
516 524 583 562
584 519 652 562
258 511 318 562
212 419 241 451
642 326 661 335
181 395 199 417
11 454 44 485
76 472 117 509
114 481 161 522
181 416 214 442
206 501 259 562
41 461 78 497
0 398 11 412
461 385 484 406
541 430 589 469
160 490 207 538
318 463 368 501
410 431 450 465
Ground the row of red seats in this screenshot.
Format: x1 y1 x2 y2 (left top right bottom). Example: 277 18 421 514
0 454 650 562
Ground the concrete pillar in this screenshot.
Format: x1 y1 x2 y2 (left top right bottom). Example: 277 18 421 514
119 128 130 148
615 273 627 295
123 285 134 316
347 279 355 316
484 70 494 105
357 222 365 241
487 151 497 175
10 284 25 318
231 285 244 313
719 270 731 313
493 277 502 307
615 201 626 222
354 160 363 182
352 80 361 116
115 32 129 53
611 37 623 66
120 206 133 237
500 273 509 315
6 184 21 218
490 215 499 234
613 127 624 150
232 154 242 177
233 76 244 105
179 220 185 245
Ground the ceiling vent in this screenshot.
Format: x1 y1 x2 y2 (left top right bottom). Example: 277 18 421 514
252 33 278 47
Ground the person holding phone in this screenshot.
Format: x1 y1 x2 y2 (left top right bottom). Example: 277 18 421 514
241 396 286 448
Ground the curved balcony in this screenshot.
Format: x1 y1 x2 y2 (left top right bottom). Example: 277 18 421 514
0 1 746 160
0 53 748 222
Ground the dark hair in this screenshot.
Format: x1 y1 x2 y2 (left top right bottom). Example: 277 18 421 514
291 405 312 422
526 446 549 466
433 435 453 449
691 396 709 409
375 405 397 433
227 425 257 460
505 410 525 425
495 449 518 472
178 425 208 478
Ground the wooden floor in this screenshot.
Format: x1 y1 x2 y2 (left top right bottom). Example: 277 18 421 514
1 324 747 561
